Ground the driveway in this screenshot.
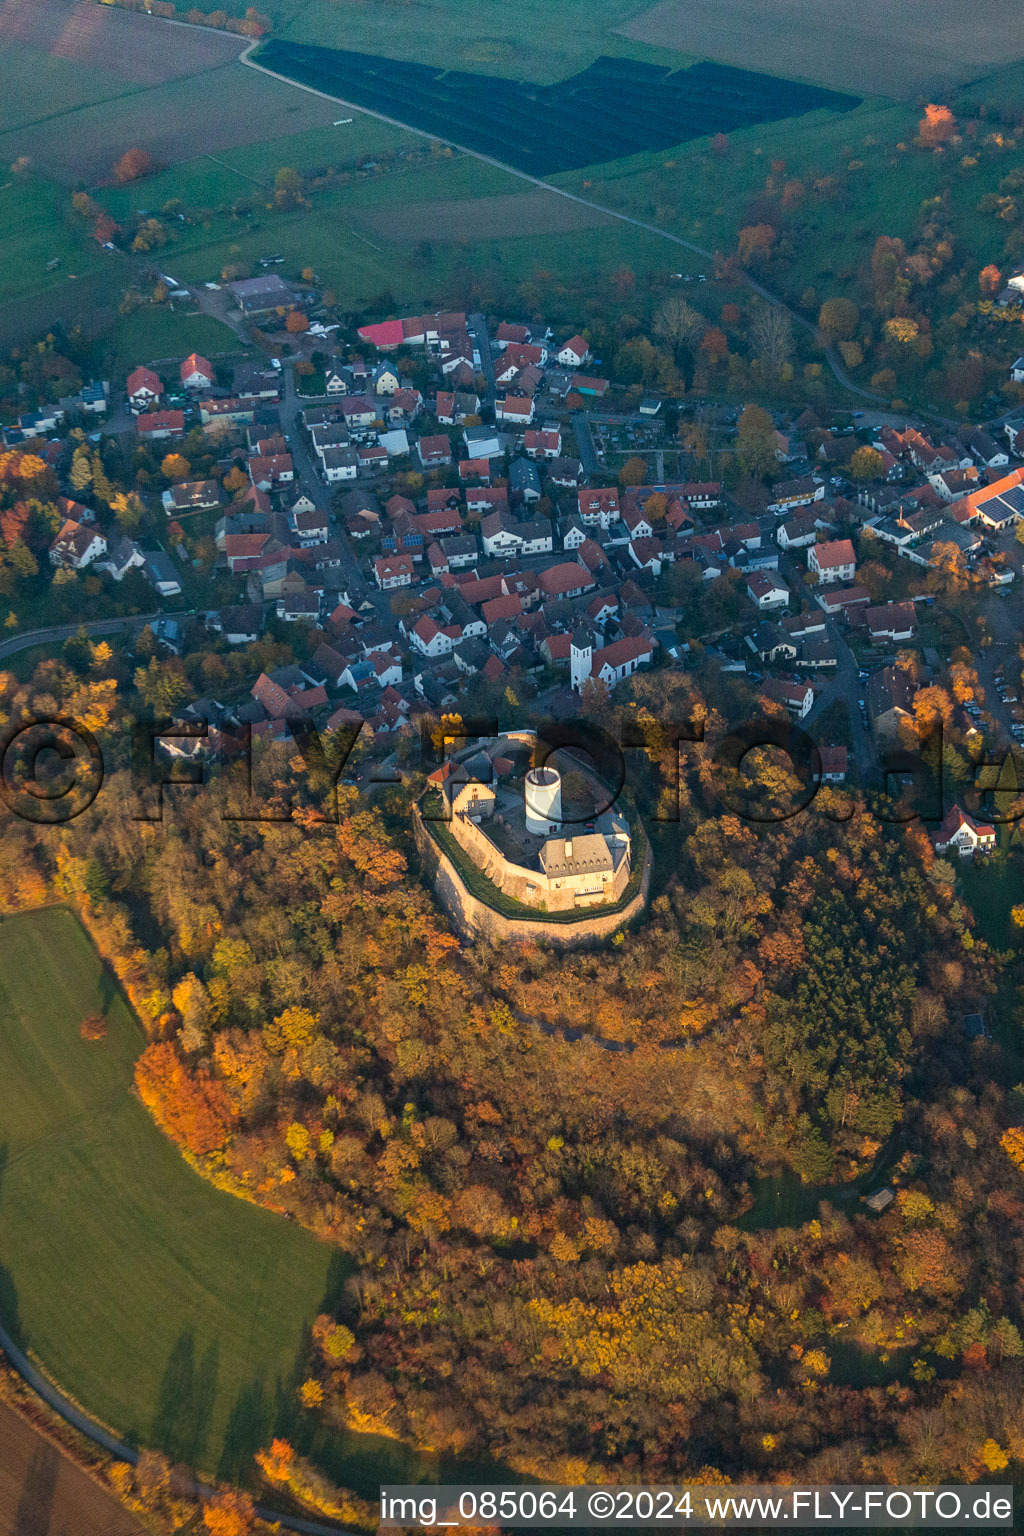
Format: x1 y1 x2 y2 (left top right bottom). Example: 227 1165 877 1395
468 312 495 398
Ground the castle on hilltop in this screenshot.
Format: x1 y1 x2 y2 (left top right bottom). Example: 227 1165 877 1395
427 733 634 913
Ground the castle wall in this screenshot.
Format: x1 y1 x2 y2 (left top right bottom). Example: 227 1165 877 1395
445 810 628 912
414 807 651 948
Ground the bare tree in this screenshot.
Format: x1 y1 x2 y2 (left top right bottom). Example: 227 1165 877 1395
653 295 706 356
749 303 793 377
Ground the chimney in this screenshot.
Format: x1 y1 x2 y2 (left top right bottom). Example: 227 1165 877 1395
564 839 573 858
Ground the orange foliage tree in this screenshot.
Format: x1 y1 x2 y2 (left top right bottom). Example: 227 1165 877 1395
203 1489 255 1536
113 147 156 184
737 224 776 263
919 104 955 146
285 310 309 334
134 1041 233 1155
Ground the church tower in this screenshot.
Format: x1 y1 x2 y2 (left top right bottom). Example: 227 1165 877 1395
570 624 593 693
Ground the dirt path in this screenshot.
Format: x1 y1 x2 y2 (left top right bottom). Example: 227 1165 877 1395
0 1400 142 1536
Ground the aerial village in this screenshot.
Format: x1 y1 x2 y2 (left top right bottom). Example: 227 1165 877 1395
7 265 1024 864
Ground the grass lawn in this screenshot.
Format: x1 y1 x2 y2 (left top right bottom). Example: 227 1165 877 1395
0 907 439 1494
97 306 245 375
958 854 1024 951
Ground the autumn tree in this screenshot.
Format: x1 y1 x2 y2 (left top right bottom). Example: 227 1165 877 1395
699 326 728 364
818 296 859 341
285 310 309 334
918 104 956 146
619 456 648 487
134 1041 233 1156
884 316 919 345
979 264 1002 297
203 1489 256 1536
113 147 156 183
849 446 884 481
737 223 776 264
736 404 777 480
112 491 144 531
161 453 191 482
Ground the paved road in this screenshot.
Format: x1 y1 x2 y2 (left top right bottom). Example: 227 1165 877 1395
571 412 600 476
0 612 189 662
279 366 365 596
0 1317 360 1535
467 311 495 398
801 616 875 781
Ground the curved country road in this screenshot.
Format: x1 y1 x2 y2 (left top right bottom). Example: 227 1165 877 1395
0 1320 356 1533
0 612 192 662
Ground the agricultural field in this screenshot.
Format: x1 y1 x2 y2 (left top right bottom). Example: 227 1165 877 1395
183 0 687 82
0 906 434 1493
0 0 241 86
356 190 615 243
0 1401 142 1536
618 0 1024 99
0 62 341 184
256 42 859 176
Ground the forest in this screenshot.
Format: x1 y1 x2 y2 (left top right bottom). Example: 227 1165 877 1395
2 643 1024 1513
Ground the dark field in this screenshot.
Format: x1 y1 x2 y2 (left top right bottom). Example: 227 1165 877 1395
255 43 860 175
619 0 1024 99
0 1403 142 1536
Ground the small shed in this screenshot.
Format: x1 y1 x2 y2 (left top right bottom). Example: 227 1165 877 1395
865 1187 895 1213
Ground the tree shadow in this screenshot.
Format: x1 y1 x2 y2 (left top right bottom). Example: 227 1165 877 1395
216 1374 271 1484
318 1249 354 1315
151 1332 219 1469
0 1144 25 1351
14 1440 59 1536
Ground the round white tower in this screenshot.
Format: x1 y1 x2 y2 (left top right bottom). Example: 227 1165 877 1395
524 766 562 835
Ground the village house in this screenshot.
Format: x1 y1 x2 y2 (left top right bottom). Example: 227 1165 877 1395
808 538 856 585
126 365 161 413
556 335 590 368
864 602 917 643
99 536 146 583
418 434 453 469
762 677 815 719
49 520 108 570
180 353 215 391
766 476 825 514
867 664 916 743
933 806 996 858
776 511 820 550
162 480 221 516
578 487 619 530
819 746 848 783
374 553 414 590
138 410 185 442
747 570 790 610
495 394 536 426
319 447 358 484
